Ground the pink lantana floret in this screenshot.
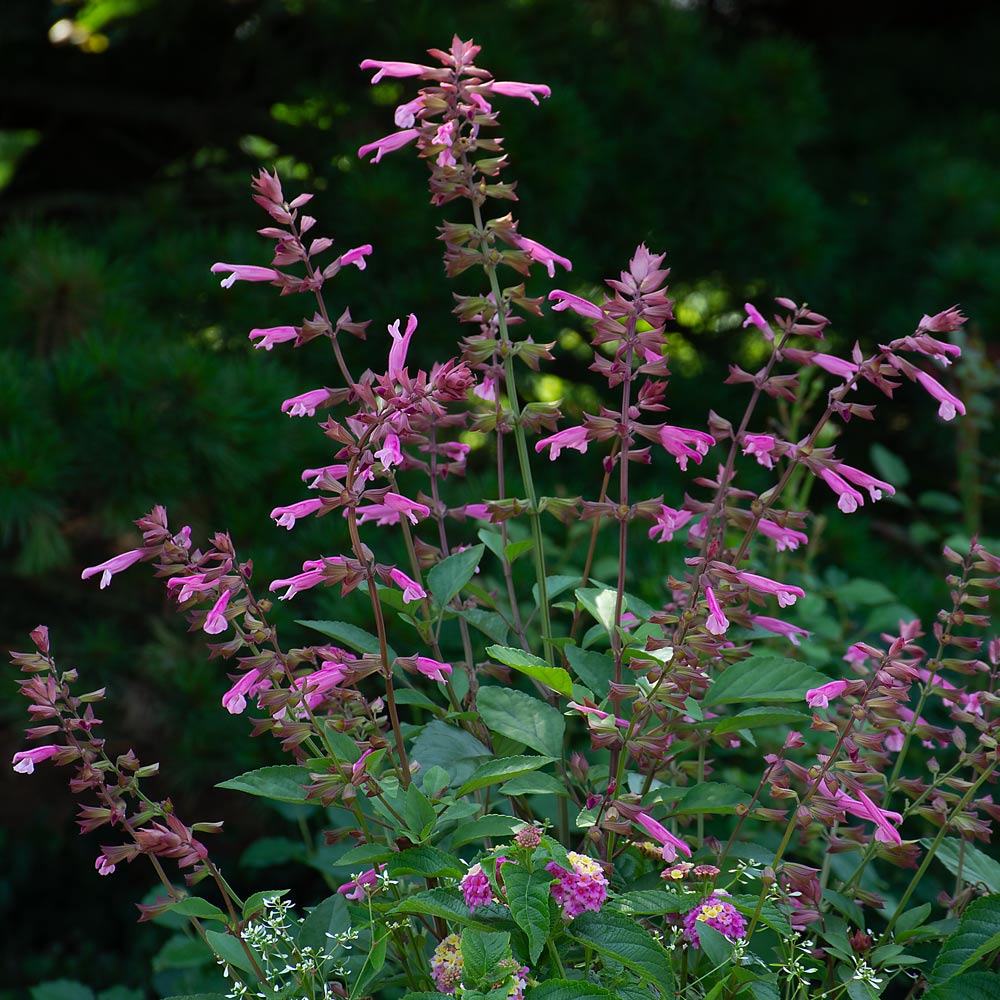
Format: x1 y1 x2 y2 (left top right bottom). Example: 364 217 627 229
547 852 609 919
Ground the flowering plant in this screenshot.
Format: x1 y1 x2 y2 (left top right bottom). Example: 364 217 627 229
12 36 1000 1000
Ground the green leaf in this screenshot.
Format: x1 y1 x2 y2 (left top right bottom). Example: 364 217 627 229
575 587 620 632
485 645 572 696
410 720 492 789
296 619 396 663
387 847 465 879
705 656 827 706
697 922 734 966
297 893 351 954
428 545 485 605
526 981 618 1000
216 765 312 804
404 782 438 841
240 836 304 868
153 935 213 973
569 909 674 988
505 539 535 562
929 895 1000 985
390 888 510 932
242 889 290 920
159 897 229 923
457 756 555 797
895 901 932 934
564 646 614 698
709 707 809 735
461 928 512 985
478 686 566 758
616 889 691 915
672 782 751 815
353 926 389 996
924 974 1000 1000
927 838 1000 893
31 984 95 1000
501 772 571 797
448 814 523 848
502 865 552 963
458 607 510 645
870 442 910 489
204 929 260 977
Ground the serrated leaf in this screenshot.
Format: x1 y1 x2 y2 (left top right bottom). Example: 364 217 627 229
386 847 465 879
461 928 512 985
216 765 312 804
526 981 617 1000
568 909 674 987
428 545 485 605
458 607 510 645
929 895 1000 985
923 973 1000 1000
926 838 1000 893
478 686 565 758
615 890 691 915
672 782 751 815
390 888 510 931
502 865 552 964
705 656 828 706
448 814 523 849
501 772 570 797
710 707 809 735
410 720 492 789
485 645 572 696
697 922 734 966
564 646 614 698
457 756 555 796
295 619 396 663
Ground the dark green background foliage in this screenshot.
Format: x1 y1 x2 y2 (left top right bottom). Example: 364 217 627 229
1 1 998 996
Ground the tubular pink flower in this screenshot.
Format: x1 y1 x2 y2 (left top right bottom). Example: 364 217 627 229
634 812 692 862
915 370 965 421
301 463 350 487
210 262 280 288
81 548 144 589
222 668 266 715
95 853 116 876
375 433 403 468
12 745 62 774
806 679 849 708
811 352 859 380
394 95 425 128
736 571 805 608
511 235 572 278
648 505 694 543
203 589 232 636
338 244 373 270
292 661 349 712
360 59 432 82
357 128 419 164
742 433 778 470
415 657 452 682
352 748 375 783
473 376 497 401
489 80 552 104
919 305 966 334
461 504 492 520
389 567 426 603
166 572 216 603
383 492 430 524
388 314 418 380
270 498 323 530
567 701 629 729
337 864 386 900
836 464 895 502
281 388 331 418
269 557 338 601
752 616 810 646
818 467 865 514
742 303 774 340
249 325 298 350
704 586 730 636
853 789 903 844
535 425 589 460
548 289 604 320
757 519 809 552
659 425 716 471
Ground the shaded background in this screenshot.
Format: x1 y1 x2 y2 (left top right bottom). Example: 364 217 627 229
1 0 998 996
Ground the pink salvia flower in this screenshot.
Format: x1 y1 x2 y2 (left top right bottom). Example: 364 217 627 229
95 853 116 876
375 433 403 468
338 244 373 270
811 352 859 380
752 616 810 646
338 865 385 900
166 573 216 603
383 492 430 524
292 661 349 714
203 589 232 636
736 571 805 608
415 657 452 682
388 314 418 380
634 812 692 863
249 326 298 350
742 303 774 340
915 370 966 421
394 95 425 128
301 464 350 487
12 745 62 774
853 789 903 845
511 235 572 278
742 433 778 470
535 425 589 460
659 425 715 471
389 568 426 603
819 467 865 514
270 498 323 530
806 679 849 708
757 519 809 552
548 289 604 320
210 262 280 288
281 388 331 418
567 701 629 730
489 80 552 104
222 669 267 715
836 464 895 502
473 376 497 401
352 748 375 783
919 305 966 334
359 59 432 82
704 586 730 636
81 548 144 589
269 557 339 601
648 505 694 543
357 128 420 163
